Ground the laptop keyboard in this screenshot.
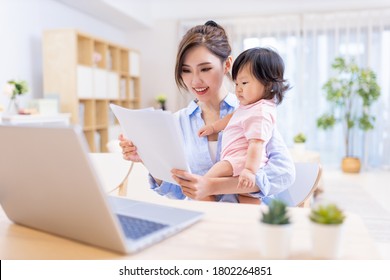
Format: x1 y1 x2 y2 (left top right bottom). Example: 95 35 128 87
117 214 169 240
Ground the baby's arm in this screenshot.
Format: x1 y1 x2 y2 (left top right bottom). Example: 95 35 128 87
198 113 233 137
238 139 264 189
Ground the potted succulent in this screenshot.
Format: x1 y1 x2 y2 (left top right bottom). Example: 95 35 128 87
155 94 167 110
293 132 306 153
316 57 380 173
260 200 291 259
309 203 345 259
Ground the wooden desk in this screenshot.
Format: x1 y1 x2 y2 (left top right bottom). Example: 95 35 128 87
1 113 71 125
0 154 380 260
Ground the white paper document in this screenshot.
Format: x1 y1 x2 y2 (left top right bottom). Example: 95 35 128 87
110 104 190 184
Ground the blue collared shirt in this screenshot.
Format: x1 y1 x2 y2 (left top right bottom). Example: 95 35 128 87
149 93 295 204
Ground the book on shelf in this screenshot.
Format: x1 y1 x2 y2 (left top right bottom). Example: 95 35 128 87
120 77 127 100
129 79 135 100
129 51 140 77
78 103 85 127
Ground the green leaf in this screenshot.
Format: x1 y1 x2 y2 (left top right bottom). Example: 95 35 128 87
261 200 290 225
293 133 306 143
310 204 345 224
7 80 29 96
359 113 374 131
317 114 336 129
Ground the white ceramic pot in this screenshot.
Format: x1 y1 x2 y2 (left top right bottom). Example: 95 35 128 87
260 223 292 259
294 143 306 154
311 222 343 259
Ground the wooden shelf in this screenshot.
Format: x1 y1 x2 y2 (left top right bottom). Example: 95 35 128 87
43 29 141 152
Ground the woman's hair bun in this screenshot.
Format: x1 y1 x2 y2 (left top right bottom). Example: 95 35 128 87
204 20 219 28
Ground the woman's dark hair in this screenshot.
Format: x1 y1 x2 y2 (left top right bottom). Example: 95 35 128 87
232 47 290 104
175 20 232 90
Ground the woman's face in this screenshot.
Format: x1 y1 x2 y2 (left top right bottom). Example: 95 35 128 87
181 46 229 103
235 64 265 106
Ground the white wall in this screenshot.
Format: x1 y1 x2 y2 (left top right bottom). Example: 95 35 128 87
0 0 129 110
0 1 215 113
128 19 186 111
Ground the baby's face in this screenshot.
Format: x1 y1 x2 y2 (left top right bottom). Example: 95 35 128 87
234 65 265 105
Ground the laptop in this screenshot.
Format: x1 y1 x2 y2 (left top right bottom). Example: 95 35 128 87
0 124 203 254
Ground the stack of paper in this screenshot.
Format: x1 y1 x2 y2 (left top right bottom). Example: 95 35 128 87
110 104 190 184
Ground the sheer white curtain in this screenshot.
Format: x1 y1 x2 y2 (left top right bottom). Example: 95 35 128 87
299 10 390 168
179 9 390 168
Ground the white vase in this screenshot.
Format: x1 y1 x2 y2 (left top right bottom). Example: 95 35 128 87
6 98 19 115
260 223 292 259
294 143 306 153
311 222 343 259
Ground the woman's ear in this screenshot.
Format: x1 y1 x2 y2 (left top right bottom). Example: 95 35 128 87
224 56 233 74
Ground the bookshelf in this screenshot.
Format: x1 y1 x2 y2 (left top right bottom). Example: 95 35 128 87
43 29 141 152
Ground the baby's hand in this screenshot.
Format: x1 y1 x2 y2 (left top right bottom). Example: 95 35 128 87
198 125 214 137
238 168 256 189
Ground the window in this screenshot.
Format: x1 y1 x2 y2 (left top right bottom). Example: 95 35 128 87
179 10 390 167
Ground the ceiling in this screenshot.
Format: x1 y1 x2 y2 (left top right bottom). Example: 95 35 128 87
56 0 390 30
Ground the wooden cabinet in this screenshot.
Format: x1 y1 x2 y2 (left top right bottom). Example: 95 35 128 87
43 29 141 152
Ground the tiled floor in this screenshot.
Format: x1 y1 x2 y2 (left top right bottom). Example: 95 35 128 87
316 166 390 259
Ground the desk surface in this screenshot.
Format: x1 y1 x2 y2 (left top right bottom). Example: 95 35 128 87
1 113 71 125
0 154 380 260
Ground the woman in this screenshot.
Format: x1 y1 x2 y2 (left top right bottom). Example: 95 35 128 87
119 20 295 204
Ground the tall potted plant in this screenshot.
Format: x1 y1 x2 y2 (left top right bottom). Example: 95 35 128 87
316 57 380 173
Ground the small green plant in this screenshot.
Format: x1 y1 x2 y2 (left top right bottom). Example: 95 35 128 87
261 200 290 225
155 94 167 110
155 94 167 104
310 204 345 225
293 132 306 143
3 80 29 99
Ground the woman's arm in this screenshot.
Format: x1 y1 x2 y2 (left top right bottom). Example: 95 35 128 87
171 128 295 201
257 128 295 197
148 175 187 199
171 169 258 200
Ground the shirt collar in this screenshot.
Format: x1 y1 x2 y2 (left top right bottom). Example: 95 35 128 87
224 92 238 108
186 99 199 116
186 93 237 116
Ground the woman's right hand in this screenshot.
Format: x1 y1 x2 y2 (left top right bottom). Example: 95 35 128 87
118 134 143 162
171 169 214 200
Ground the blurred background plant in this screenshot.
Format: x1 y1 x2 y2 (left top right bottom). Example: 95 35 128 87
293 132 306 143
155 94 167 110
3 80 29 100
316 57 380 158
3 80 29 113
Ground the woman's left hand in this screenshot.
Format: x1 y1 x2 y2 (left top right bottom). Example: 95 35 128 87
171 169 213 200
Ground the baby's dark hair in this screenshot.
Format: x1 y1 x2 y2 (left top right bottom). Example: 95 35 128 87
232 47 290 104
